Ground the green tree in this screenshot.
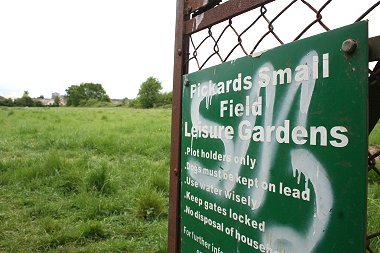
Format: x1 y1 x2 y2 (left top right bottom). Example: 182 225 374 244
65 83 110 106
137 77 162 108
154 91 172 107
0 98 14 107
33 100 44 107
65 85 84 106
14 91 34 107
162 91 172 105
53 96 61 107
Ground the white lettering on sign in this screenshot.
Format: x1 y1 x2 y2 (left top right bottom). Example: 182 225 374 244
190 53 330 98
183 50 338 252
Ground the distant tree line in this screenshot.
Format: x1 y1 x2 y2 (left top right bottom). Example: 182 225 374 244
64 77 173 108
1 77 172 108
0 91 45 107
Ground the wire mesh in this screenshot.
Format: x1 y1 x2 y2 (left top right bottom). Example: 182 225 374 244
186 0 380 72
185 0 380 252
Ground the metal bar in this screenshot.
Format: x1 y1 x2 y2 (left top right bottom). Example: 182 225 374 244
369 36 380 62
168 0 189 252
184 0 274 35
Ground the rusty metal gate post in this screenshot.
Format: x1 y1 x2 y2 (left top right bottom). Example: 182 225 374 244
168 0 189 252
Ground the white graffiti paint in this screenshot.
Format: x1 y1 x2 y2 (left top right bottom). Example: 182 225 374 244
261 51 333 252
192 0 208 31
194 13 204 31
264 149 333 253
186 50 333 252
187 83 238 191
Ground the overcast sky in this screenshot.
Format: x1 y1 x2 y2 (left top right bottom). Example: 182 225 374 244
0 0 176 99
0 0 378 99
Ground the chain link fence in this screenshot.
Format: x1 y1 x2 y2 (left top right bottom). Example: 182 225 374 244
186 0 379 72
180 0 380 252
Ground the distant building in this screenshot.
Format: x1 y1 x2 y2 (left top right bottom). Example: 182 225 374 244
35 94 66 106
58 96 67 106
111 99 123 105
37 98 55 106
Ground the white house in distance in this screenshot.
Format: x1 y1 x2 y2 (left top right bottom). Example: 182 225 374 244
37 92 66 106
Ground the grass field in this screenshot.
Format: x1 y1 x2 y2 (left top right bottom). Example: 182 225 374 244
368 124 380 251
0 107 171 252
0 107 379 252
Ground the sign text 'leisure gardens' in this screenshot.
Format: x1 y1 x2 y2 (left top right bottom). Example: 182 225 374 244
184 53 348 148
180 22 368 252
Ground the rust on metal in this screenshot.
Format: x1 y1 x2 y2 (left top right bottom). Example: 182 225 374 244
184 0 273 35
168 0 190 252
369 36 380 61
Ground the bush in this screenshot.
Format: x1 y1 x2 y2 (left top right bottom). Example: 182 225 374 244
79 98 113 107
128 98 142 108
154 92 172 107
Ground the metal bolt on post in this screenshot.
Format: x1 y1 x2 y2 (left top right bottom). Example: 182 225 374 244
342 39 357 54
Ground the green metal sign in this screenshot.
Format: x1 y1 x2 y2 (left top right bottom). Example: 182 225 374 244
180 22 368 253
